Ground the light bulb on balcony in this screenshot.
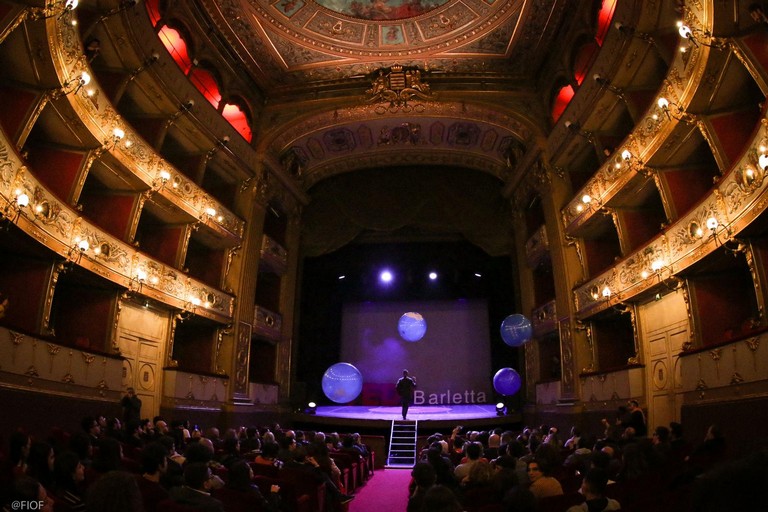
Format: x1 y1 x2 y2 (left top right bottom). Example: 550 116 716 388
581 194 592 204
657 97 669 110
16 193 29 208
678 23 693 40
759 153 768 171
113 127 125 140
641 270 649 279
706 217 719 230
191 297 201 306
651 259 664 272
77 239 89 252
601 286 611 298
621 149 632 161
205 207 217 217
136 269 147 282
159 170 171 182
80 71 91 86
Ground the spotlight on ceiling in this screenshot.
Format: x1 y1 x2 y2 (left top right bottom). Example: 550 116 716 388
338 275 345 280
380 270 393 284
428 271 438 281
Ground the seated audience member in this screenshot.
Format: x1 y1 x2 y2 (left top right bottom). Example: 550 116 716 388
566 468 620 512
421 484 463 512
691 447 768 512
88 437 123 481
52 451 86 512
526 460 563 500
426 443 456 489
564 427 582 451
217 436 242 468
217 460 280 512
184 439 224 490
8 431 31 476
239 427 261 454
408 462 436 512
5 476 54 512
168 462 225 512
283 444 354 506
454 441 484 482
26 442 55 491
686 424 727 475
135 442 170 512
86 471 143 512
253 441 284 468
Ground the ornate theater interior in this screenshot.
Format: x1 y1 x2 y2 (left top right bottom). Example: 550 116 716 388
1 0 768 461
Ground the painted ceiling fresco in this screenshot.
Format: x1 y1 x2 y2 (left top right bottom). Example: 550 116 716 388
314 0 451 20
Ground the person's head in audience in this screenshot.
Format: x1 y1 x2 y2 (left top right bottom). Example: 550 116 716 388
206 427 221 441
526 460 545 483
140 442 168 476
262 430 276 444
53 451 85 493
198 437 216 454
81 416 100 438
9 430 31 467
68 432 93 463
27 441 55 488
86 470 142 512
465 441 483 461
581 468 611 500
467 459 494 485
503 486 536 512
669 421 684 441
185 440 214 464
591 449 612 471
92 437 123 473
158 435 178 456
412 461 436 489
653 426 670 445
260 441 280 460
421 484 463 512
6 476 54 512
184 462 214 491
226 460 255 490
155 420 169 436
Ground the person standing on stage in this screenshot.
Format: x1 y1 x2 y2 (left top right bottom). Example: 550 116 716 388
396 369 417 420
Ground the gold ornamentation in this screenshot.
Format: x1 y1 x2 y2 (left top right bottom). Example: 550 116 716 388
97 379 109 397
366 65 432 114
62 373 75 384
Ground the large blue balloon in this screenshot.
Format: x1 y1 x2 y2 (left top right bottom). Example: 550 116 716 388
493 367 522 396
398 312 427 342
321 363 363 404
500 314 532 347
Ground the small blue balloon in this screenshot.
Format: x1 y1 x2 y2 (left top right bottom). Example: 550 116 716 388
493 367 522 396
321 362 363 404
500 314 532 347
398 312 427 342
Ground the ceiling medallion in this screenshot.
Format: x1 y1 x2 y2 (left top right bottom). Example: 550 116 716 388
366 64 432 114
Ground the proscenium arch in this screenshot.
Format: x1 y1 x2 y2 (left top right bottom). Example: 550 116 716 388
261 101 543 189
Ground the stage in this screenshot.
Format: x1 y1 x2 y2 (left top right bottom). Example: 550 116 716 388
294 404 522 432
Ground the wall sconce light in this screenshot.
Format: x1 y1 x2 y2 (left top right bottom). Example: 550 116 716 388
1 190 30 223
706 216 744 255
593 74 625 100
57 71 90 97
104 127 125 149
152 169 171 191
170 100 195 121
67 236 90 263
656 97 695 124
495 402 506 416
306 402 317 415
676 21 726 51
601 286 612 299
32 0 79 20
564 120 594 143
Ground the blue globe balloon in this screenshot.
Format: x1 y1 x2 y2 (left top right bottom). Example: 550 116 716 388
493 367 522 396
321 362 363 404
398 312 427 342
500 314 532 347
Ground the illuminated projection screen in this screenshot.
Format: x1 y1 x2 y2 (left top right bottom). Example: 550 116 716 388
340 300 492 405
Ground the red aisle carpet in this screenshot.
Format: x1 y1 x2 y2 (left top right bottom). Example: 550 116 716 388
349 468 412 512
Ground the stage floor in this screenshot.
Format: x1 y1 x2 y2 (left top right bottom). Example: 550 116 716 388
315 404 500 421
